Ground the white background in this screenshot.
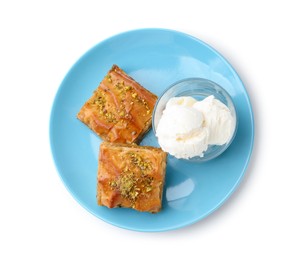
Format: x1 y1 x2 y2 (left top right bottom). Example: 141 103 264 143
1 0 304 259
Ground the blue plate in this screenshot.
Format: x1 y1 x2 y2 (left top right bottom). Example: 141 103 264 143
50 28 254 232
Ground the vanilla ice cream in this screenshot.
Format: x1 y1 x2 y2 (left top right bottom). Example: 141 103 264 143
156 95 234 159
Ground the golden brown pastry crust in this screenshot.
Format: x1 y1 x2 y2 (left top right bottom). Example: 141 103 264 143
77 65 158 144
97 142 167 213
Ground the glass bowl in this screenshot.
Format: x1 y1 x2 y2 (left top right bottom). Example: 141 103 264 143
152 78 238 162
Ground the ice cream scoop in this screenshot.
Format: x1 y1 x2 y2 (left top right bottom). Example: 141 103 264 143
156 95 234 159
193 95 235 145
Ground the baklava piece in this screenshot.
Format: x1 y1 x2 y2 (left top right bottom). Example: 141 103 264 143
77 65 158 144
97 142 167 213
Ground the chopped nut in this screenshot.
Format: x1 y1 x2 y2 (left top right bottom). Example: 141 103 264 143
106 74 112 83
104 111 117 123
109 180 117 188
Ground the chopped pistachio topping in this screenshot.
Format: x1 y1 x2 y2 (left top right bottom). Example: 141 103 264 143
109 172 153 202
90 90 119 123
106 74 112 83
129 152 152 171
124 85 132 91
91 90 106 115
109 157 154 203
